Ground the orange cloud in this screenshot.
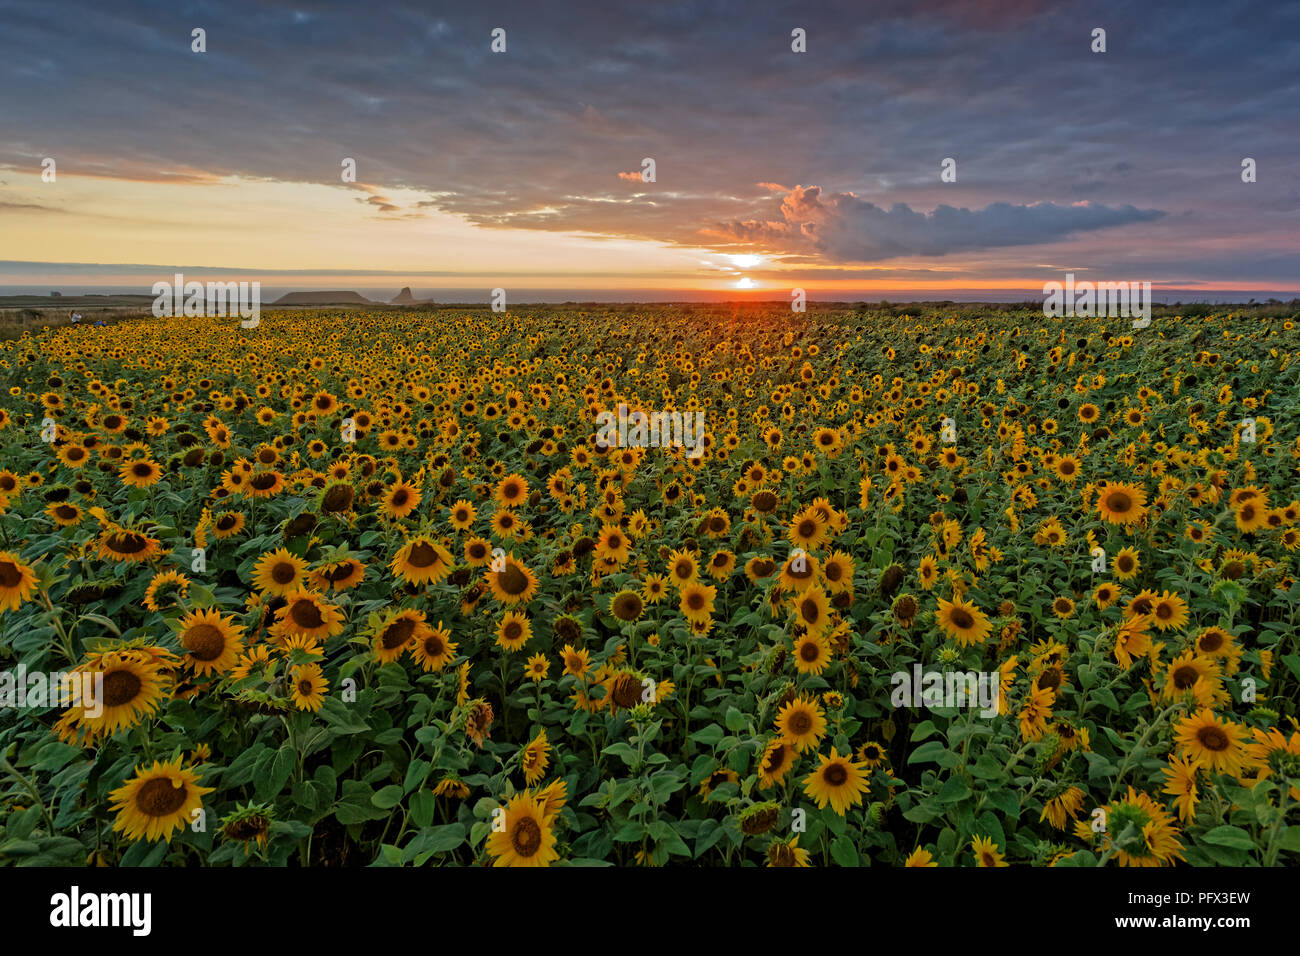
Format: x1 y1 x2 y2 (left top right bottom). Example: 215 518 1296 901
617 171 643 183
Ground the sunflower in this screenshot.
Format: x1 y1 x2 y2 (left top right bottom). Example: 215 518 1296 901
407 620 455 672
524 653 549 683
56 443 91 468
392 536 455 587
448 499 477 531
0 551 39 612
665 548 699 587
787 507 829 550
109 757 213 843
855 740 887 768
274 589 346 641
917 555 938 590
55 648 173 743
519 729 551 784
971 835 1008 867
46 501 83 527
758 738 797 788
561 644 591 679
289 662 329 711
766 836 811 867
379 479 421 520
177 606 244 675
789 584 832 638
698 767 739 799
1039 786 1086 830
792 632 831 675
594 524 631 565
774 695 827 752
310 556 366 592
935 597 992 647
496 610 533 652
485 793 558 867
819 550 854 594
1104 787 1185 867
371 609 430 664
252 547 308 597
803 747 870 815
609 589 644 623
495 473 529 509
1093 582 1121 609
678 580 717 624
1161 755 1200 823
211 510 246 539
97 528 163 564
486 552 539 605
1096 482 1148 526
118 458 163 489
1143 590 1186 633
905 847 939 867
143 569 190 612
1174 709 1251 776
244 469 286 499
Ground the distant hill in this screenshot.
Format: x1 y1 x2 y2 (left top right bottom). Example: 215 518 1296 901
270 291 379 306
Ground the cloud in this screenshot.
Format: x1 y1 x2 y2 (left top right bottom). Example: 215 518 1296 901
616 171 643 183
706 186 1165 262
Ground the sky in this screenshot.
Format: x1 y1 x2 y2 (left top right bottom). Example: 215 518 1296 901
2 0 1298 299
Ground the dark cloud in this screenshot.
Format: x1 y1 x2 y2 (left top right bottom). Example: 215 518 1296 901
1 0 1297 282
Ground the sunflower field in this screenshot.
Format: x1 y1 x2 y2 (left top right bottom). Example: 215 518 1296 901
0 304 1298 868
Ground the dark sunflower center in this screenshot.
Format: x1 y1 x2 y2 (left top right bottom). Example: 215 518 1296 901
135 777 189 817
950 608 975 629
0 561 22 587
511 817 542 857
799 641 820 662
788 711 812 735
382 617 417 649
503 621 523 641
290 600 324 630
498 565 529 595
271 562 297 585
800 598 820 623
183 623 226 661
1172 665 1199 689
1199 633 1224 653
823 763 849 786
298 679 314 695
216 515 237 530
1156 602 1173 620
391 489 410 508
109 533 148 554
132 463 153 477
1197 726 1229 751
1105 491 1132 513
250 473 278 490
797 519 817 538
423 634 445 657
408 542 438 568
102 669 142 707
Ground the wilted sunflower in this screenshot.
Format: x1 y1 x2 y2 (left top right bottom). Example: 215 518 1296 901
766 836 811 867
1104 787 1185 867
221 802 273 853
485 793 558 867
109 757 213 843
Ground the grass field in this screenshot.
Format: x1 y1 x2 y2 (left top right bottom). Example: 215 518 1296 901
0 304 1297 867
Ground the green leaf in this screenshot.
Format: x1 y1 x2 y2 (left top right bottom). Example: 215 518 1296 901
830 836 859 866
936 776 972 803
602 742 640 767
372 784 404 810
689 724 724 747
724 707 746 732
907 740 952 765
1200 825 1256 851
